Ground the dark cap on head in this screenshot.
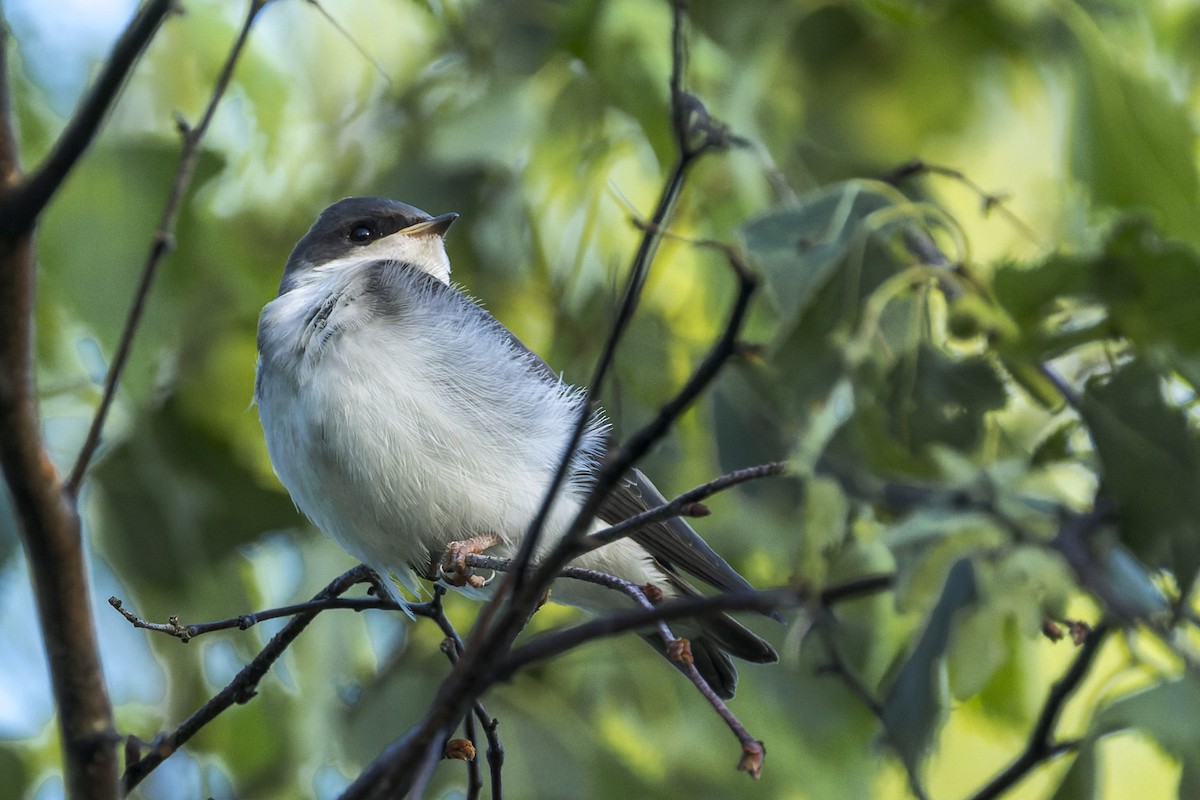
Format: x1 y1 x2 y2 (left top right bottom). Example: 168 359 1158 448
281 197 456 291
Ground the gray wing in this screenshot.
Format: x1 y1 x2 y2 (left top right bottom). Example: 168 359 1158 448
483 303 765 598
403 268 767 601
597 469 756 593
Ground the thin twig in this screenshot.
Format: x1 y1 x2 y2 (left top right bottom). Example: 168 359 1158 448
1036 363 1083 411
881 158 1044 249
122 565 378 791
424 587 504 800
554 563 767 778
586 461 787 549
305 0 393 88
66 0 268 495
815 619 883 717
482 714 504 799
462 707 482 800
491 569 893 679
970 621 1111 800
530 238 758 592
109 594 398 641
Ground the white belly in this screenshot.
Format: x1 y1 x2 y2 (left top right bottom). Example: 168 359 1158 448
256 268 602 595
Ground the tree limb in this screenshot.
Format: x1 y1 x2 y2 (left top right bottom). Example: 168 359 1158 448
339 4 756 793
509 0 725 583
0 4 177 797
66 0 268 495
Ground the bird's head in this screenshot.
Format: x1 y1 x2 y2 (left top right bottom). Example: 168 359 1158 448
280 197 458 293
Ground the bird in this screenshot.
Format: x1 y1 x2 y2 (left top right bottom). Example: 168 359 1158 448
254 196 777 698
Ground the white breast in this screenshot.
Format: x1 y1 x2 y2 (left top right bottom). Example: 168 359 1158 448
255 261 605 595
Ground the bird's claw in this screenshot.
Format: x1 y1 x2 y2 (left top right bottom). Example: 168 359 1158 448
437 532 502 588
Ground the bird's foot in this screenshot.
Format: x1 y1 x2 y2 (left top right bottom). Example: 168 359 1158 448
439 532 502 588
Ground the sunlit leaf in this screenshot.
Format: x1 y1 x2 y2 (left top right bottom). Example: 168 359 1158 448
739 180 910 330
1093 675 1200 796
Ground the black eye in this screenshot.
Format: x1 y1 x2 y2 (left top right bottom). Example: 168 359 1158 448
349 223 375 243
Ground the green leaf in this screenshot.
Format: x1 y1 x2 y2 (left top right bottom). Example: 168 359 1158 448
885 343 1007 453
1064 3 1200 246
1050 740 1097 800
1094 221 1200 388
885 509 1004 613
1093 675 1200 795
880 558 978 775
992 257 1103 363
994 218 1200 390
739 180 911 331
1080 360 1200 589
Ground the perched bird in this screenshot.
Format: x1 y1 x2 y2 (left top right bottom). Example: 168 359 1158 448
255 197 776 698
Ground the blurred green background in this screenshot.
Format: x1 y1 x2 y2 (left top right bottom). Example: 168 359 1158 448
2 0 1199 797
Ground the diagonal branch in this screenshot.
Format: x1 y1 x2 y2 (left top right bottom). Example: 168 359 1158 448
509 0 725 584
121 565 379 791
66 0 268 495
340 4 758 795
970 621 1111 800
588 460 787 549
520 239 759 616
491 571 894 679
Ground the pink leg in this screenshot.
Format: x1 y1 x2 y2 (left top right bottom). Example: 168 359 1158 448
439 532 502 588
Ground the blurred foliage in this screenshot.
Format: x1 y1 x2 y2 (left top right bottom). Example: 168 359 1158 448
4 0 1200 798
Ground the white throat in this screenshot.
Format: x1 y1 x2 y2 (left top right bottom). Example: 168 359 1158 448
301 232 452 288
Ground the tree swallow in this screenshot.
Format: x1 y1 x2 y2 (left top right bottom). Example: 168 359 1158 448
255 197 777 697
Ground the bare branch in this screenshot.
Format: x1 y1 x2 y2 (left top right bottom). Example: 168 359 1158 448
521 238 759 607
67 0 268 495
304 0 393 88
492 570 894 679
340 4 763 793
423 587 504 800
970 621 1111 800
881 158 1044 249
109 593 397 642
122 565 378 791
114 575 510 796
523 562 769 780
111 559 888 797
